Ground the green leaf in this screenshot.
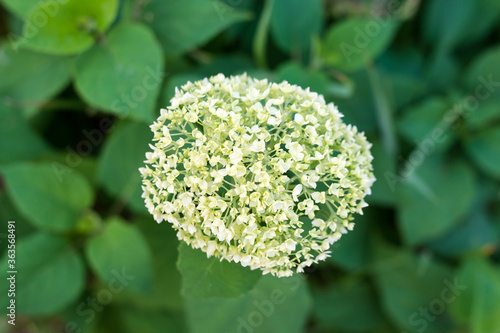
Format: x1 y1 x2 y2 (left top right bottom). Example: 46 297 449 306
464 99 500 131
1 162 94 232
19 0 119 55
464 46 500 101
329 211 371 271
75 22 163 122
465 128 500 178
120 307 188 333
313 278 383 332
372 241 452 333
0 43 70 109
270 0 322 54
450 257 500 333
334 70 378 133
0 102 51 165
85 217 153 293
139 0 251 56
397 157 476 244
177 242 261 300
0 233 85 315
0 0 40 17
427 208 498 257
114 217 183 310
379 49 428 109
0 192 36 258
397 97 455 151
378 47 424 77
97 121 152 214
48 154 99 187
185 274 311 333
369 140 396 206
423 0 500 52
426 51 459 92
322 18 399 72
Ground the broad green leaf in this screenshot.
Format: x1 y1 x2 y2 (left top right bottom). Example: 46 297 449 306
97 121 151 214
386 71 427 107
20 0 118 55
334 70 378 133
450 257 500 333
177 242 261 299
0 0 39 17
397 97 455 151
329 211 371 271
313 278 383 332
0 233 85 315
423 0 500 52
139 0 251 56
465 99 500 131
0 192 36 258
428 208 498 257
185 274 311 333
270 0 322 54
378 47 424 77
0 102 51 165
1 162 94 232
120 307 188 333
465 128 500 178
378 48 428 108
322 18 399 72
372 241 452 333
75 23 163 122
465 46 500 100
276 62 329 96
85 217 153 293
426 51 460 92
397 157 476 244
114 217 183 310
0 43 70 109
48 154 99 186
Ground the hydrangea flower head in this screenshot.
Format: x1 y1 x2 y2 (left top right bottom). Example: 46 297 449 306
140 73 375 277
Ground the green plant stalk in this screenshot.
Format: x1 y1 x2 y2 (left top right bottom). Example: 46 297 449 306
253 0 274 69
365 59 397 156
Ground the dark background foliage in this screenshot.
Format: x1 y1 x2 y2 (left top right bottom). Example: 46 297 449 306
1 0 500 332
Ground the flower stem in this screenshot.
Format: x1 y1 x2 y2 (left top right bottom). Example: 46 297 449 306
253 0 274 69
365 58 397 156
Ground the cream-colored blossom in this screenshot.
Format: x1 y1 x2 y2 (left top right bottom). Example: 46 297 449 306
140 73 375 277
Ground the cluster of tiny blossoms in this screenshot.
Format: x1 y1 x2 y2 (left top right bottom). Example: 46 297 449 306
140 73 375 277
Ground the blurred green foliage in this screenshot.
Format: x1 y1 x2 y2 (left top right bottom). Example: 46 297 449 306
0 0 500 332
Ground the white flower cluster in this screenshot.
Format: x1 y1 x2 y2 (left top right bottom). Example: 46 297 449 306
140 73 375 277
